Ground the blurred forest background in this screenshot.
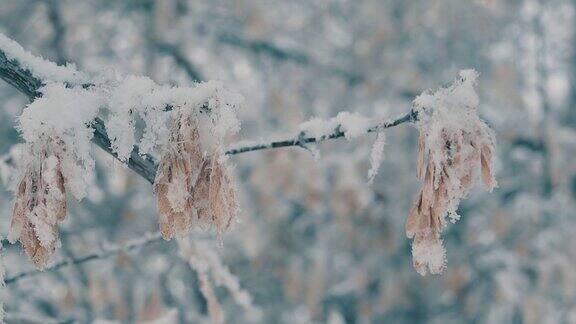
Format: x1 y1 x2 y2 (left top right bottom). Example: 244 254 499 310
1 0 575 323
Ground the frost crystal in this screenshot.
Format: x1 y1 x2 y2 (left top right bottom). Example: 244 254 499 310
406 69 497 275
106 78 241 159
368 132 386 184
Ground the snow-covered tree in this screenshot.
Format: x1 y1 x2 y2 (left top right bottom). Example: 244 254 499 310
0 0 574 323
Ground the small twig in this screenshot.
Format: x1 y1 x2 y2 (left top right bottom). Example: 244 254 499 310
216 32 363 85
155 41 203 82
225 110 418 155
4 232 162 285
4 313 74 324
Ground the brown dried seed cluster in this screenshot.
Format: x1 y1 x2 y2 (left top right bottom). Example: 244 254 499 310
406 127 495 275
154 115 238 241
9 143 67 269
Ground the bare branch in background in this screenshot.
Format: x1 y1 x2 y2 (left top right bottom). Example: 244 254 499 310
4 232 163 285
216 32 364 85
155 41 203 82
46 0 68 65
4 313 74 324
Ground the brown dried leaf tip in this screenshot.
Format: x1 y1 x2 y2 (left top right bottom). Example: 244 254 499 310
154 114 238 241
9 139 67 269
407 70 497 275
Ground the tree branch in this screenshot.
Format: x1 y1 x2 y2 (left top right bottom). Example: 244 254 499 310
155 41 203 82
0 47 159 184
4 232 163 285
216 32 363 85
4 313 74 324
225 110 417 155
0 38 417 185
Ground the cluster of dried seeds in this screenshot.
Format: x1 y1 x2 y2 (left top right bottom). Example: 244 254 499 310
9 139 67 269
154 113 238 241
406 71 497 275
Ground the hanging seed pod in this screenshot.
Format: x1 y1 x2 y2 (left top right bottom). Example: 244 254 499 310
9 140 67 269
206 154 238 240
154 113 238 240
407 70 497 275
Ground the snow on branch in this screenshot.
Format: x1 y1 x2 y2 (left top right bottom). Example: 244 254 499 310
226 110 416 155
0 33 243 267
0 35 158 184
0 34 87 85
0 33 415 185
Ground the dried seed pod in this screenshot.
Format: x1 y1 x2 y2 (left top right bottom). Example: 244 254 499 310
416 133 426 180
207 155 238 239
407 124 496 275
154 153 194 240
407 70 497 275
154 114 238 241
192 158 213 228
9 144 67 269
480 144 495 190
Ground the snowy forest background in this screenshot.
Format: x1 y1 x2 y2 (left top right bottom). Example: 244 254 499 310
0 0 575 323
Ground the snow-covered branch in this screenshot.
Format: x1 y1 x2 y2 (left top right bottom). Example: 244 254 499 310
0 34 417 185
225 110 416 155
0 35 159 184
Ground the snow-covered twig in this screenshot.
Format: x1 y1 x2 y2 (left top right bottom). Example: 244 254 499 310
4 232 162 285
225 110 416 155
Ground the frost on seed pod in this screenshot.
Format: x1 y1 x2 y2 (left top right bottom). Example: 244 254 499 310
9 139 67 269
154 113 238 241
406 70 497 275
